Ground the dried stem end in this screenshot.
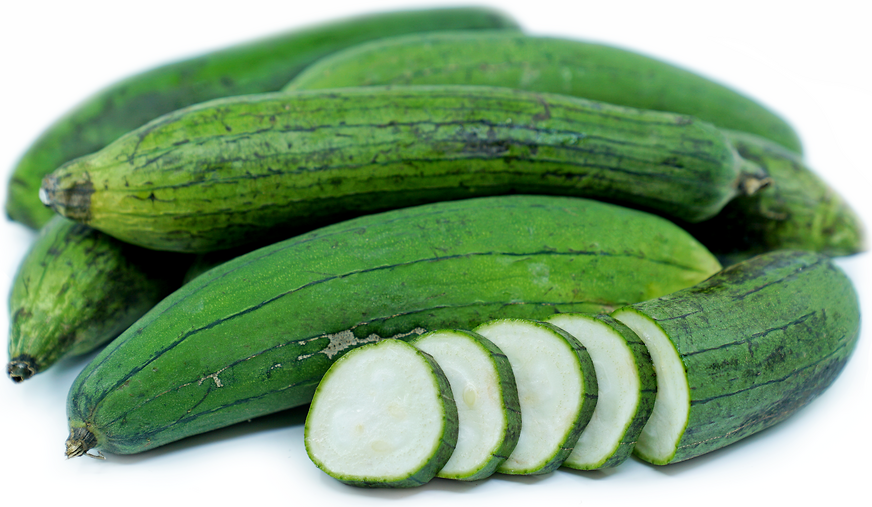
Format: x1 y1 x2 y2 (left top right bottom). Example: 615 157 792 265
737 157 774 196
7 357 37 383
66 426 101 459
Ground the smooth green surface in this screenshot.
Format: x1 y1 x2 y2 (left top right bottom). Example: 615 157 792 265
7 216 187 382
64 195 721 456
613 250 861 464
42 85 763 252
5 7 519 229
286 31 802 154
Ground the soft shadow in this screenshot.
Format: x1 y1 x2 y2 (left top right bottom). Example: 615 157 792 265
309 470 443 500
101 405 309 465
635 414 805 476
560 464 622 481
425 477 487 493
489 470 555 486
314 469 552 499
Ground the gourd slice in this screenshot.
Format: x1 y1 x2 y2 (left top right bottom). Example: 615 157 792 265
473 318 597 475
611 250 861 465
545 313 656 470
411 329 521 481
304 339 458 487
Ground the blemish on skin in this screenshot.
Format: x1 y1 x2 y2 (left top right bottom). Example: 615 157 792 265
297 327 427 360
198 366 229 388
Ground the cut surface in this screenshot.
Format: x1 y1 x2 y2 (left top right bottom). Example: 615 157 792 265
612 308 689 464
546 314 642 469
412 329 520 480
474 318 591 475
305 339 455 485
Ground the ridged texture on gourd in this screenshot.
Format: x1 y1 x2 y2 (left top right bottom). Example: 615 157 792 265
285 30 802 154
6 7 519 229
64 195 720 456
41 85 766 253
7 216 187 382
613 250 861 464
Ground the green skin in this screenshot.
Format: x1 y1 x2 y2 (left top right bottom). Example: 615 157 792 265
409 329 521 481
41 85 767 253
588 315 656 469
545 313 656 470
4 7 520 230
613 250 861 464
64 195 721 458
284 31 803 154
285 32 863 262
474 319 598 476
683 130 866 264
306 340 459 488
7 216 189 382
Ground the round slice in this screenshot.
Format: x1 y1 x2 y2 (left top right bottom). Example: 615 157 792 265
473 318 597 475
304 339 458 487
411 329 521 481
545 313 656 469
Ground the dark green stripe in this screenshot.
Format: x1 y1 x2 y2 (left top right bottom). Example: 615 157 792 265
682 312 815 357
688 340 850 406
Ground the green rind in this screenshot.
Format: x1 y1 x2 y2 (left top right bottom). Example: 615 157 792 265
474 318 598 475
64 195 720 456
554 322 599 471
410 329 521 481
614 250 861 464
41 85 763 253
683 130 865 264
7 216 188 382
285 30 802 154
305 340 459 488
545 313 656 470
6 7 520 229
592 315 657 468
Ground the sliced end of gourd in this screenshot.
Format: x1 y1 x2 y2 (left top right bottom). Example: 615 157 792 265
305 339 458 487
474 318 594 475
612 308 689 465
411 329 521 481
545 313 646 470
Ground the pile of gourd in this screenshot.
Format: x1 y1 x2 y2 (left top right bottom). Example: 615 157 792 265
4 6 863 486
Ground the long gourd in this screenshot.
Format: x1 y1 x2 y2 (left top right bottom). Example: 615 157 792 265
612 250 861 464
4 7 519 229
64 195 721 458
285 32 862 260
284 30 803 154
7 216 188 382
40 85 768 253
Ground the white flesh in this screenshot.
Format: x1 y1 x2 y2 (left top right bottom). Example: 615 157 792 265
612 308 689 464
475 319 583 474
546 314 640 469
413 330 510 479
305 340 447 482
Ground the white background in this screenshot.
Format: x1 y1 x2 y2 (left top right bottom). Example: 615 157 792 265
1 1 869 505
